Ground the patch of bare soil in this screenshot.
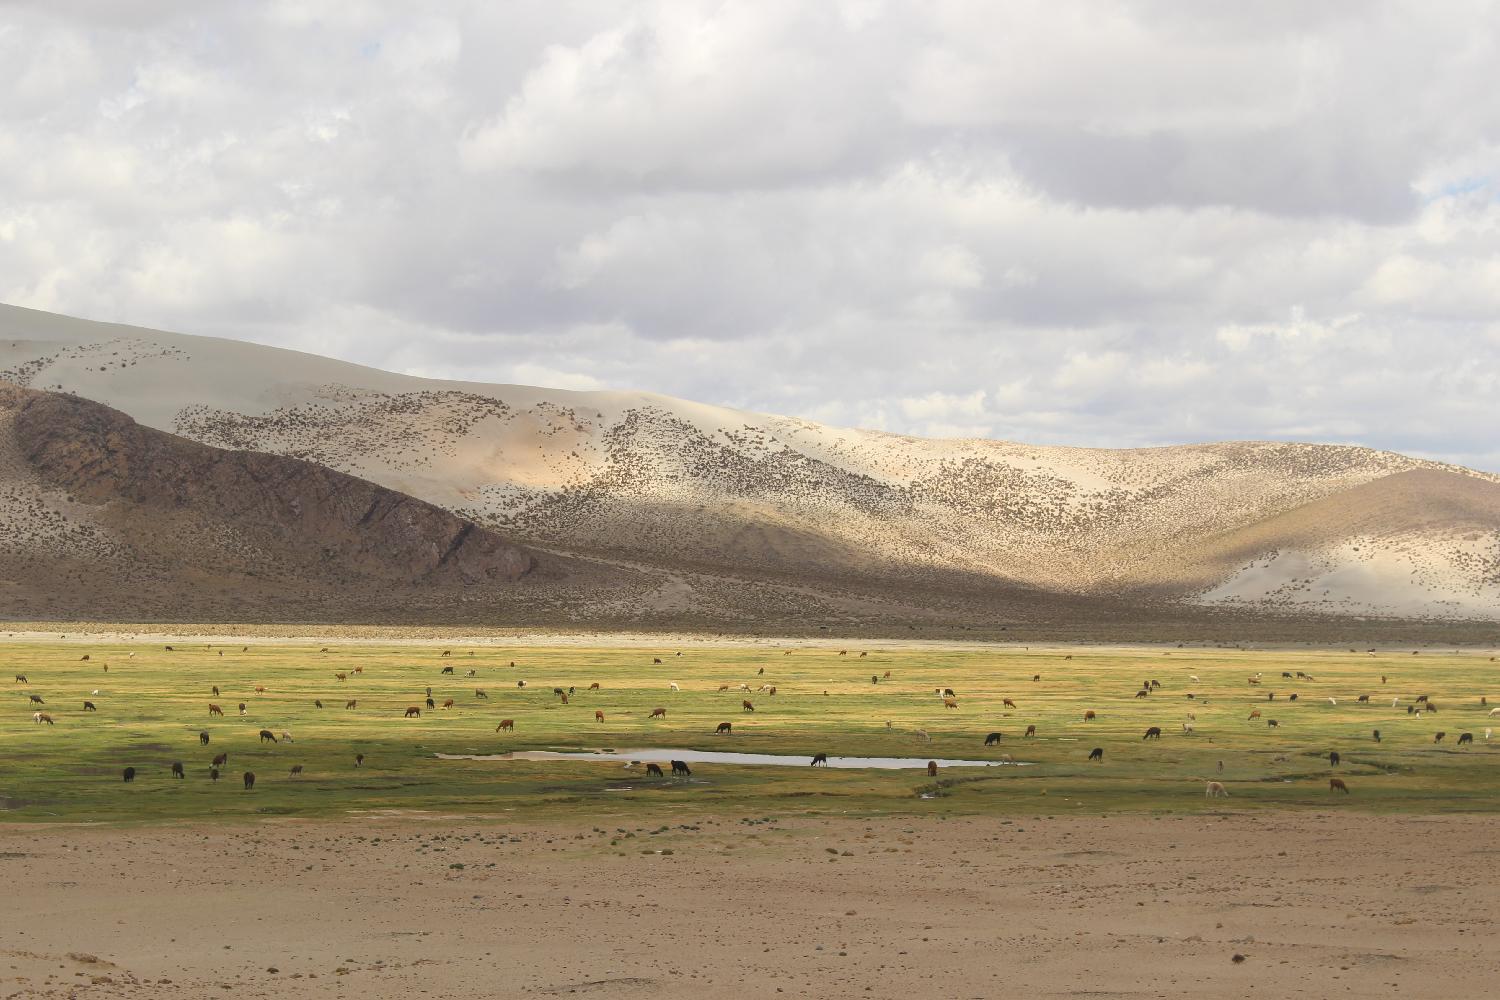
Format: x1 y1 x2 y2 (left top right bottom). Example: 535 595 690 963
1 812 1493 998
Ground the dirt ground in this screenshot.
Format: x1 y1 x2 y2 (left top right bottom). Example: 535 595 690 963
2 812 1495 999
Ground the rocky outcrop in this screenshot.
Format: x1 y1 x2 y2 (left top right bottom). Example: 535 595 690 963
5 385 534 585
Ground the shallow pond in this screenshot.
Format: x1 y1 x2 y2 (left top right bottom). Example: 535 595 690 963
435 748 1025 769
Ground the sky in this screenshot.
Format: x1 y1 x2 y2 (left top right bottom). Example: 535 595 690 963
2 1 1500 469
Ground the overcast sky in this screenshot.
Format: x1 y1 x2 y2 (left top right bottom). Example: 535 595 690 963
3 2 1500 468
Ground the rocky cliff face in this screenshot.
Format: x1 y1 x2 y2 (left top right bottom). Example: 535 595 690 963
5 385 534 586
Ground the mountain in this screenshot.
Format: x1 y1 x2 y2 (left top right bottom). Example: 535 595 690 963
3 301 1498 633
1189 468 1500 619
0 383 557 621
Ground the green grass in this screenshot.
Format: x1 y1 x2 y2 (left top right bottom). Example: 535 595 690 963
2 640 1497 823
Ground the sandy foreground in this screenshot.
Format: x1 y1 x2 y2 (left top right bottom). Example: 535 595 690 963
2 813 1495 999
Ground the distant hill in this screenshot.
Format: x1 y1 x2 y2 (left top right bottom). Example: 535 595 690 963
3 301 1498 634
0 384 548 621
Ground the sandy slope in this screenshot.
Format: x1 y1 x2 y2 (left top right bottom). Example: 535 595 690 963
4 302 1498 621
2 813 1495 999
0 385 611 623
1196 470 1500 617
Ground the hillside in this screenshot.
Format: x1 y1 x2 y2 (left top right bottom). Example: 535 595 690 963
0 384 555 621
3 302 1498 630
1189 469 1500 618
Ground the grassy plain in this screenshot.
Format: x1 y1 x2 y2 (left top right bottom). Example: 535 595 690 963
2 639 1498 822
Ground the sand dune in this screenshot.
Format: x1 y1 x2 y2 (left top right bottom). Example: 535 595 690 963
3 302 1498 625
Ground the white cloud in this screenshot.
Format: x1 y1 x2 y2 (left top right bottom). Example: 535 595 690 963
502 363 608 392
1 1 1498 467
899 389 986 422
916 245 984 289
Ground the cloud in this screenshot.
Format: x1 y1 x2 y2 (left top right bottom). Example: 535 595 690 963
458 1 900 187
1 1 1498 468
899 389 987 422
